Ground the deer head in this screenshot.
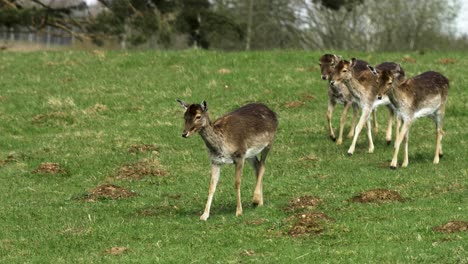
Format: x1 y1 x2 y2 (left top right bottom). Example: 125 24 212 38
177 99 209 138
319 54 342 81
329 58 355 86
368 65 402 100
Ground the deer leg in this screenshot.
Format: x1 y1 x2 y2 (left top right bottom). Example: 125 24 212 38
327 99 337 141
394 116 401 149
234 159 245 217
372 109 379 133
347 107 371 155
200 164 221 221
434 114 444 164
385 107 394 145
366 112 375 153
347 104 358 138
391 120 411 169
401 128 410 168
337 102 351 145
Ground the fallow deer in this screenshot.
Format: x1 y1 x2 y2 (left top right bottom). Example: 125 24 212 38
370 67 449 169
319 54 386 145
319 54 363 145
330 58 404 155
177 100 278 220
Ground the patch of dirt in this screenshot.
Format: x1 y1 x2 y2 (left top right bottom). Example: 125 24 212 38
105 246 129 255
32 162 65 174
402 56 416 64
301 94 315 101
31 112 74 125
218 68 231 74
0 154 17 166
438 58 457 65
114 158 166 180
286 195 322 212
299 155 319 162
433 221 468 233
127 144 159 154
84 184 137 202
287 212 335 237
284 101 305 108
350 189 403 203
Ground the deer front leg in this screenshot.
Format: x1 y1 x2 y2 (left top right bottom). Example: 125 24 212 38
200 164 221 221
391 121 411 169
401 129 410 168
337 102 351 145
372 109 379 133
366 112 375 153
347 107 371 155
234 159 245 217
327 100 336 141
385 107 394 145
347 104 358 138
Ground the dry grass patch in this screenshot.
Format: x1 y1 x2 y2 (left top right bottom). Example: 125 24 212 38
105 246 129 255
127 144 159 154
32 162 65 174
84 184 137 202
433 221 468 233
438 58 457 64
218 68 231 74
350 189 404 203
114 158 166 180
284 101 305 108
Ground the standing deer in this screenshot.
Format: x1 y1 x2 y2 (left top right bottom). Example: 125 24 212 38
330 58 404 155
319 54 363 145
370 67 449 169
319 54 393 145
177 100 278 220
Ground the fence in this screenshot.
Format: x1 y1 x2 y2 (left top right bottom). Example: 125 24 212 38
0 26 76 47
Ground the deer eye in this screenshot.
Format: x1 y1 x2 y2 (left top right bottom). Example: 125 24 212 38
342 69 347 73
195 115 201 120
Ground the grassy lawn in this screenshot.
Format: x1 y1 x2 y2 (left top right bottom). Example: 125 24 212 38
0 50 466 263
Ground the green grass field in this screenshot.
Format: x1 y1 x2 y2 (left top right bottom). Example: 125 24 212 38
0 50 467 263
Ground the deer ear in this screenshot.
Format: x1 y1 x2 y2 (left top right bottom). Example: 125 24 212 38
201 100 208 112
176 99 188 110
367 65 378 76
350 58 357 68
333 54 342 64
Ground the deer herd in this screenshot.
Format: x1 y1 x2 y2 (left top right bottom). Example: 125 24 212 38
177 53 449 220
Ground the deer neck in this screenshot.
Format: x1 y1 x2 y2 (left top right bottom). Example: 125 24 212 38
343 78 361 100
198 119 224 155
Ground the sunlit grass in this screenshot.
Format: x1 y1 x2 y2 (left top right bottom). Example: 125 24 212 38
0 50 466 263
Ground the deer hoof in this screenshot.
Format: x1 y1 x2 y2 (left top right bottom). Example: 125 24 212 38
386 140 391 146
390 165 397 170
200 213 209 221
330 135 336 142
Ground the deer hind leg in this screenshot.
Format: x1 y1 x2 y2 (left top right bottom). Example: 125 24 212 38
327 100 337 141
347 103 359 138
200 164 221 221
250 147 270 206
337 102 351 145
385 107 394 145
347 107 371 155
433 112 445 164
234 159 245 216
